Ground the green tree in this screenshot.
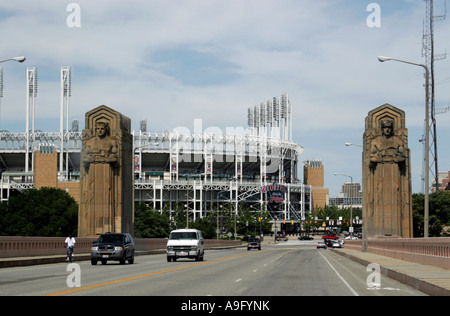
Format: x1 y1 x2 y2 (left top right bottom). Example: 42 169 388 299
0 187 78 237
134 202 172 238
413 191 450 237
310 205 362 232
169 203 191 230
313 205 339 222
235 203 272 239
191 212 216 239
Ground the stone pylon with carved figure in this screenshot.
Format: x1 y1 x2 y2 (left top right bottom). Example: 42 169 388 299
363 104 413 238
78 105 134 237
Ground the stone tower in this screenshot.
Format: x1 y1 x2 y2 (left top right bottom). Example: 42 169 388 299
78 105 134 237
363 104 412 238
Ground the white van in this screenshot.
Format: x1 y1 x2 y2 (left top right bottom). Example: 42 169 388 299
166 229 205 262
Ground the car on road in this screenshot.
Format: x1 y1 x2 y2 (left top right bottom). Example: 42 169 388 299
332 240 344 248
166 229 205 262
298 235 313 240
316 241 327 249
276 235 288 242
247 237 261 251
322 233 339 240
91 232 135 265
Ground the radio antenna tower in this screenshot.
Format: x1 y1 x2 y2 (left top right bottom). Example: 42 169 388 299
421 0 446 192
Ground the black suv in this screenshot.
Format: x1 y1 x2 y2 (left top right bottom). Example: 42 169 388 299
91 233 135 265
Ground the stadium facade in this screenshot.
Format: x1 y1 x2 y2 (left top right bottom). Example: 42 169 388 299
0 67 312 229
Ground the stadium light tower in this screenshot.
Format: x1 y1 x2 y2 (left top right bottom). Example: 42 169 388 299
60 67 71 181
0 68 3 130
26 67 37 173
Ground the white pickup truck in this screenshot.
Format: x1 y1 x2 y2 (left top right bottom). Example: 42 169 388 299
166 229 205 262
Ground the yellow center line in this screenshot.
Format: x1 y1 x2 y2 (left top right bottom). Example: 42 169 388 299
45 249 272 296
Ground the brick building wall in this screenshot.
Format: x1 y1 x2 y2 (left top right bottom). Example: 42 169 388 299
34 149 80 203
303 160 329 209
34 149 58 188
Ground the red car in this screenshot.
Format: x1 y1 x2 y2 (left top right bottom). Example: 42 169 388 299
322 234 339 240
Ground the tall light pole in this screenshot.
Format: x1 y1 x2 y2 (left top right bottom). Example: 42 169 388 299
378 56 430 237
334 173 354 238
0 68 3 130
26 67 37 173
344 142 368 250
60 66 71 181
344 142 362 148
0 56 26 131
0 56 26 64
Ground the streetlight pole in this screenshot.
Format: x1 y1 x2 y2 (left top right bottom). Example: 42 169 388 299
378 56 430 237
344 142 362 148
0 56 26 133
0 56 26 64
334 173 354 238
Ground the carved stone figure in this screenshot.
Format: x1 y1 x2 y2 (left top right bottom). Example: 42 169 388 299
363 104 412 238
78 105 134 237
84 121 118 165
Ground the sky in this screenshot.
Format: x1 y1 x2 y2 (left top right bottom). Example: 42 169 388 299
0 0 449 197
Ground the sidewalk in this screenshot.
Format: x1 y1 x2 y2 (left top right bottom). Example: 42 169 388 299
334 248 450 296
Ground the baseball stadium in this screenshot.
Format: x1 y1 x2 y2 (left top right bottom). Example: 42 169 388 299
0 67 313 231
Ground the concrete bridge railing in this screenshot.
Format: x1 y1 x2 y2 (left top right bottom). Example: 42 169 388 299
0 236 241 259
345 237 450 270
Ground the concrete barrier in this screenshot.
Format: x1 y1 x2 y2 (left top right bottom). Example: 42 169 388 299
0 236 97 258
345 237 450 270
0 236 241 259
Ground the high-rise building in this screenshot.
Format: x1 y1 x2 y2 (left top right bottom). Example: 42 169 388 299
432 171 450 192
303 159 329 209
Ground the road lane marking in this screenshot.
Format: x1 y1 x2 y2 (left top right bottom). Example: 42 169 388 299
45 249 272 296
235 278 242 283
318 251 359 296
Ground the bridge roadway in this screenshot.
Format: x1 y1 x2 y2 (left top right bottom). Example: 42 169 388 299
0 240 425 297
